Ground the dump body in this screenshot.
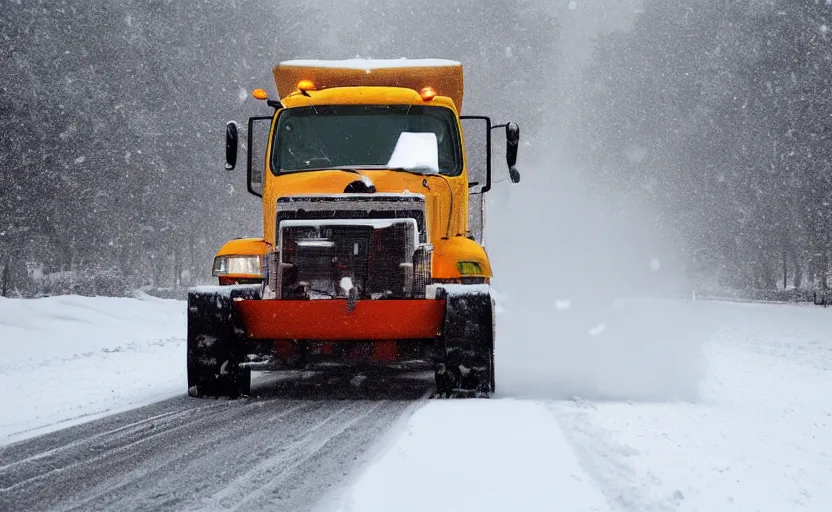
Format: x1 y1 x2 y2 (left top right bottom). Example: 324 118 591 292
274 59 465 111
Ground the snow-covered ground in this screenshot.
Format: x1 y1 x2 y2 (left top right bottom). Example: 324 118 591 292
0 293 186 445
333 299 832 512
3 293 831 510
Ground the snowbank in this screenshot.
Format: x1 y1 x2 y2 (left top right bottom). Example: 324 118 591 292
549 301 832 510
495 297 716 402
0 294 186 445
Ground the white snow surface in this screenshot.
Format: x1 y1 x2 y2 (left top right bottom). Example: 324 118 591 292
3 292 832 510
332 299 832 512
0 293 186 445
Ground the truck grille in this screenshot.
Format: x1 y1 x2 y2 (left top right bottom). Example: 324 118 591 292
276 194 428 243
277 219 419 300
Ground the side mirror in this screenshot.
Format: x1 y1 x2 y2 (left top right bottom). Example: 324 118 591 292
225 121 239 170
505 122 520 183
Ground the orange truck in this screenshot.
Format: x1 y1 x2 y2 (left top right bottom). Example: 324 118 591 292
187 59 520 398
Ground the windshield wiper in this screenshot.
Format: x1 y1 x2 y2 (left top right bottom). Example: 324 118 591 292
313 165 442 175
281 165 364 174
386 167 442 175
281 165 442 176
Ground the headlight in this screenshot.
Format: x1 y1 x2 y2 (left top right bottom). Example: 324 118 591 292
212 255 263 277
457 261 483 275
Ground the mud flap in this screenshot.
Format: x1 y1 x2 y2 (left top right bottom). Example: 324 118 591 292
433 285 495 398
187 284 260 398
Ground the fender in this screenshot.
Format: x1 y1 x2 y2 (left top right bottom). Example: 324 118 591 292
432 236 493 281
213 237 271 285
216 237 270 258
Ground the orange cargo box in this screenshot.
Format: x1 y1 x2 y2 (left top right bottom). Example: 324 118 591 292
273 58 465 110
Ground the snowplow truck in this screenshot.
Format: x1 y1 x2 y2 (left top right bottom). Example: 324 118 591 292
188 59 520 399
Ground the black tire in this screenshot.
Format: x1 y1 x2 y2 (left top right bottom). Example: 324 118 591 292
489 295 496 394
489 340 496 395
435 286 495 398
186 285 258 398
187 321 250 399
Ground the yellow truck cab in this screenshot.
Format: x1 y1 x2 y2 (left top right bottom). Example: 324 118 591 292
188 58 521 399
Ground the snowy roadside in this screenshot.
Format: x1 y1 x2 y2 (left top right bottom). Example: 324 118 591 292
0 293 187 446
331 299 832 512
3 292 831 510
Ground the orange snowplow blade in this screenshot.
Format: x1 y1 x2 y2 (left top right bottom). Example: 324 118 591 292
235 299 446 341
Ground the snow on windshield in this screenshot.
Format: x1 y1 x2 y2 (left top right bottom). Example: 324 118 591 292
385 132 440 174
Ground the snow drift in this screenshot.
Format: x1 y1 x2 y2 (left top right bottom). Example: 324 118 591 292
332 300 832 512
485 145 711 403
494 297 714 402
0 293 186 445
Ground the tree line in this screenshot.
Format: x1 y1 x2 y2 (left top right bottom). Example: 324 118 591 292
571 0 832 295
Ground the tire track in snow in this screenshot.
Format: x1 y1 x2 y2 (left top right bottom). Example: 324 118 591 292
57 401 325 512
0 399 277 496
0 406 207 473
0 371 432 512
548 399 683 512
202 401 388 511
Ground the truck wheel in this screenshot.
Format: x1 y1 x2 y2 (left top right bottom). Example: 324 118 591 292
435 286 495 398
187 321 250 399
186 285 258 398
489 337 496 394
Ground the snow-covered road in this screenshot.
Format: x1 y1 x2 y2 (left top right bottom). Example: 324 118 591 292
334 299 832 512
0 373 431 512
1 294 831 511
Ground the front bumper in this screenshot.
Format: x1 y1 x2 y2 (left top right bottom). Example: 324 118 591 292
234 298 446 341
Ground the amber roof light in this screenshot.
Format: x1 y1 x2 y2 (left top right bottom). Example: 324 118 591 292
419 87 437 101
297 79 317 91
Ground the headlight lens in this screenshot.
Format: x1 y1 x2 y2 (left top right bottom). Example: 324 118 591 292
212 255 263 277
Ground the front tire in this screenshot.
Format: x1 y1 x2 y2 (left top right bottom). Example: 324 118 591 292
186 285 258 398
187 323 251 399
434 286 495 398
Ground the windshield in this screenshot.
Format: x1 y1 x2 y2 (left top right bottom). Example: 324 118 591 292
271 105 462 176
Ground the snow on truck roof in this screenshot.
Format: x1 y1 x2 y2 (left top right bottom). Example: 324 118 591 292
273 58 465 110
280 58 462 69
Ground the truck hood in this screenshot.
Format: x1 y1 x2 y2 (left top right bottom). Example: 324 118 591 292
269 169 458 242
273 169 442 196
